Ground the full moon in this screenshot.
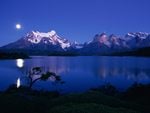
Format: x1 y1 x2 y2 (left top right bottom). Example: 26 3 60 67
16 24 21 29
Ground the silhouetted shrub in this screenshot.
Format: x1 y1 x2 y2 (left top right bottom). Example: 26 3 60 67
91 83 118 96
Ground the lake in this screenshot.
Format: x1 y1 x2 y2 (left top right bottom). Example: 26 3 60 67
0 56 150 93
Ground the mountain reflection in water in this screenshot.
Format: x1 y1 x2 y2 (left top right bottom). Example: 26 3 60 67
0 56 150 93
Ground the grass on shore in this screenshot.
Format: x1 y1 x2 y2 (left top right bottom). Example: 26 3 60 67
0 83 150 113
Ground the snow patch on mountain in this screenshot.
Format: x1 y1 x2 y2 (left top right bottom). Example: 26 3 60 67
71 41 83 49
25 30 71 49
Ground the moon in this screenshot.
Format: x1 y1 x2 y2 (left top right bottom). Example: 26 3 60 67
16 24 21 29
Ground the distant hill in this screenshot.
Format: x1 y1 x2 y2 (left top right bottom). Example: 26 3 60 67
0 51 29 59
112 47 150 56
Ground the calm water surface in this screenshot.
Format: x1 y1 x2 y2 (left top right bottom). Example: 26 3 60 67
0 56 150 93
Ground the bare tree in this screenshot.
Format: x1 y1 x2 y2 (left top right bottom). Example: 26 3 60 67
27 67 61 89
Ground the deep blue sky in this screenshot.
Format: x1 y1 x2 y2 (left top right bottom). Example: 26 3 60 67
0 0 150 46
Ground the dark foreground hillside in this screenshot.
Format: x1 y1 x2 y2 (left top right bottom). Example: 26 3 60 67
0 84 150 113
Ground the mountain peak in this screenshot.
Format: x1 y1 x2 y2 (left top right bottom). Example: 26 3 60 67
93 33 108 42
22 30 71 49
99 32 107 37
126 32 149 38
93 33 104 41
25 30 59 44
28 30 56 38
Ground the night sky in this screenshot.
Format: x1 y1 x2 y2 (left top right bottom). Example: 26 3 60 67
0 0 150 46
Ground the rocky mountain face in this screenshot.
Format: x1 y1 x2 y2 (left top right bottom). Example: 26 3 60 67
81 32 150 55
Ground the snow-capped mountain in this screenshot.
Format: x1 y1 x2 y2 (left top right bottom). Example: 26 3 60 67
0 30 150 55
124 32 150 48
1 30 81 53
25 30 71 49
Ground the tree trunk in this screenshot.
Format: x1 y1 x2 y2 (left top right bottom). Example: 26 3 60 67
29 77 41 89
